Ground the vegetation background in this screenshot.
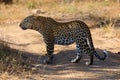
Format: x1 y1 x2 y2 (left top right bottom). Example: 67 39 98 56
0 0 120 80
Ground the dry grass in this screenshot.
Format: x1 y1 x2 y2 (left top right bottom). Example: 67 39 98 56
0 4 28 21
0 0 120 22
98 22 120 38
0 41 33 80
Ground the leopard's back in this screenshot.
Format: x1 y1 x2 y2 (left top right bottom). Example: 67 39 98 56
52 20 91 45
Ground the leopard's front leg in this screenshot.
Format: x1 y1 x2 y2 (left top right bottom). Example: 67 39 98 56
44 41 54 64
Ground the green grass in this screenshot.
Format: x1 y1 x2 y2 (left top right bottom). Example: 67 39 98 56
27 1 37 9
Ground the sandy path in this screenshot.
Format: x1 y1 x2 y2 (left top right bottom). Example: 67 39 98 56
0 23 120 80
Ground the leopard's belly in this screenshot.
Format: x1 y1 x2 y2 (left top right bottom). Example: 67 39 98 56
54 33 75 45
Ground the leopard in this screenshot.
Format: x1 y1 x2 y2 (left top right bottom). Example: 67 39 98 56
19 15 108 65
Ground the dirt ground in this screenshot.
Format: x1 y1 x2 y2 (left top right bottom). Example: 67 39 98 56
0 21 120 80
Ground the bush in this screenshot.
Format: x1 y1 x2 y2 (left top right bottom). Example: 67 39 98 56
0 0 13 4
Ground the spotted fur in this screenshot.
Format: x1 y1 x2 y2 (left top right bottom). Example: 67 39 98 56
19 15 108 65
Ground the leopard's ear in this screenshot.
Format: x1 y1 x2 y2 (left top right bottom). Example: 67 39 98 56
34 15 41 20
29 14 39 19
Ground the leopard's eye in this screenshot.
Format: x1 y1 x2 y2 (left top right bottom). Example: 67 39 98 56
24 19 28 22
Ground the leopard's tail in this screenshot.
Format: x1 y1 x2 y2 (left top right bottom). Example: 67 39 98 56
86 28 108 60
88 36 108 60
94 50 108 60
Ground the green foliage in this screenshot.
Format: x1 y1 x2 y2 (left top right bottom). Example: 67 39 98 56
27 1 36 9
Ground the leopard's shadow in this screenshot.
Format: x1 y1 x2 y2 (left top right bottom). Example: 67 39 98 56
1 42 119 68
35 48 120 67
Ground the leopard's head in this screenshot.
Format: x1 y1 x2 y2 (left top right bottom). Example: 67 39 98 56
19 15 40 30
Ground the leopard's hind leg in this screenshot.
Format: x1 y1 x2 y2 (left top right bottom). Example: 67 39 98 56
71 37 94 65
71 44 82 63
